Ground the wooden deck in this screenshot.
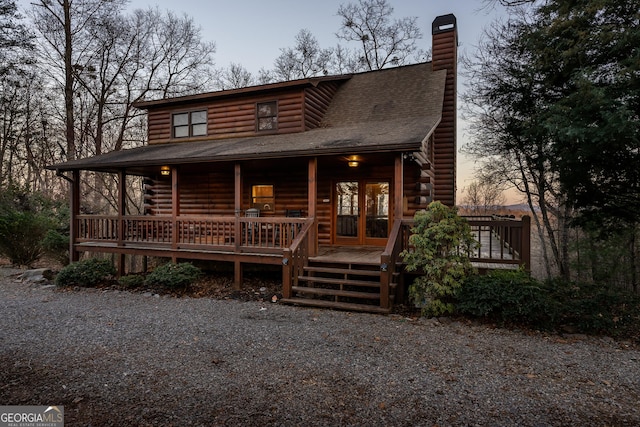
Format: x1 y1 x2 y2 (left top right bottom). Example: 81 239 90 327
312 246 384 265
72 215 531 313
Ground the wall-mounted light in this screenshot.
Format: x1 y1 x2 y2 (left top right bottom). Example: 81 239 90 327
160 165 171 176
346 155 361 167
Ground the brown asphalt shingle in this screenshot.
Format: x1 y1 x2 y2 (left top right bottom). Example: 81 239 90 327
49 63 446 173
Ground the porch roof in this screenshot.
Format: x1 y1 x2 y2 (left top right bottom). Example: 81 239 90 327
49 63 446 175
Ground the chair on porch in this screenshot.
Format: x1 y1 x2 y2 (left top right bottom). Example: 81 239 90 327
279 209 304 243
244 208 260 244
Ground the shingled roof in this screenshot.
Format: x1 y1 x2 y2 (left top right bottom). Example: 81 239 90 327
49 62 446 174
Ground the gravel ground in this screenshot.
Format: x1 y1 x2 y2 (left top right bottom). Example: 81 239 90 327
1 267 640 426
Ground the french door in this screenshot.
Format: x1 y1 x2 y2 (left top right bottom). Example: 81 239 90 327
335 180 390 246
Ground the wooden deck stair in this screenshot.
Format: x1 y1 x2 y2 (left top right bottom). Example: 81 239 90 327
281 260 396 314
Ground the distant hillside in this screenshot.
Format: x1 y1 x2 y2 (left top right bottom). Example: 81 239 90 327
457 204 539 218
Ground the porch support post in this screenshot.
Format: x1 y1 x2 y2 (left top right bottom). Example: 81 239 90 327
69 170 80 263
308 157 318 257
394 153 403 219
171 166 179 262
117 170 126 276
521 215 531 274
233 163 242 289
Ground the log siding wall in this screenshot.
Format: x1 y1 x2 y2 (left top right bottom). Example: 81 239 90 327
143 158 401 247
304 83 339 130
146 82 341 145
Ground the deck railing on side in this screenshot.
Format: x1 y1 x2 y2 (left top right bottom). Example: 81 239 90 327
282 218 315 299
397 215 531 271
380 219 413 309
464 215 531 271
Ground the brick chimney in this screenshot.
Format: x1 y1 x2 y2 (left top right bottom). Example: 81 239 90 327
431 14 458 207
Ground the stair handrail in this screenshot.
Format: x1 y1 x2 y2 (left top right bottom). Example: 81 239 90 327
282 218 315 299
380 218 410 309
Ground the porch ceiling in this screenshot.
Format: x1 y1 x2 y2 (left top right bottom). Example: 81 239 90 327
48 116 440 175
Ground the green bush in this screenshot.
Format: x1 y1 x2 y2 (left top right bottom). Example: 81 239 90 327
118 274 146 288
546 279 640 337
402 201 477 317
0 186 68 266
458 269 557 329
0 211 53 266
144 262 202 289
458 270 640 339
43 229 70 266
54 258 116 287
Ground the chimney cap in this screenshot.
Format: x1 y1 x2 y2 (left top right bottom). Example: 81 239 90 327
432 14 457 35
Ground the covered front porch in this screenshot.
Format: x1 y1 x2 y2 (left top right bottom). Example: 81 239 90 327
55 146 530 313
62 151 408 290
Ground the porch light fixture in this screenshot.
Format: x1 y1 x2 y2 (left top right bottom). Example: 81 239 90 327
346 155 361 167
160 165 171 176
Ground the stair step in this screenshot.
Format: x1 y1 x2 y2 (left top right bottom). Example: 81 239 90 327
304 266 380 277
292 286 380 300
297 276 380 288
280 298 391 314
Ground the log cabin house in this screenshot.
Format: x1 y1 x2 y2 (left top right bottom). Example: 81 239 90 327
49 14 530 313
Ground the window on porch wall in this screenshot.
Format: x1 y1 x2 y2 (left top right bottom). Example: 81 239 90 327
252 184 274 212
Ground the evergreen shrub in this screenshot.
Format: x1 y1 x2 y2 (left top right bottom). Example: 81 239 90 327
0 186 68 266
118 274 146 288
54 258 116 287
458 269 557 329
144 262 202 289
402 201 477 317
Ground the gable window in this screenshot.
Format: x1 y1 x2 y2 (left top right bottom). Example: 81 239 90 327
252 184 274 212
173 110 207 138
256 101 277 132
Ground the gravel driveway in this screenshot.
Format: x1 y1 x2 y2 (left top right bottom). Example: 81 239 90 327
1 267 639 426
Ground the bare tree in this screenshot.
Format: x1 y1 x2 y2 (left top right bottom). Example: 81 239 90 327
273 29 333 81
217 63 255 90
27 2 217 212
461 179 506 215
0 0 41 188
336 0 422 70
330 44 364 74
30 0 127 161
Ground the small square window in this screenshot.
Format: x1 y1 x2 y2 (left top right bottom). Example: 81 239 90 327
252 184 274 211
256 101 277 132
172 110 207 138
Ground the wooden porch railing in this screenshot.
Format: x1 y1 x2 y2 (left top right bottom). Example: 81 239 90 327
463 215 531 271
282 218 315 299
76 215 307 251
394 215 532 271
380 219 413 309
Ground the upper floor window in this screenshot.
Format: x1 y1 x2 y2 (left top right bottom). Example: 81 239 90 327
173 110 207 138
256 101 277 132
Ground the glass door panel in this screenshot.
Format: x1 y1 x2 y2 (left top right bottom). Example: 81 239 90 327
365 182 389 239
336 181 359 239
